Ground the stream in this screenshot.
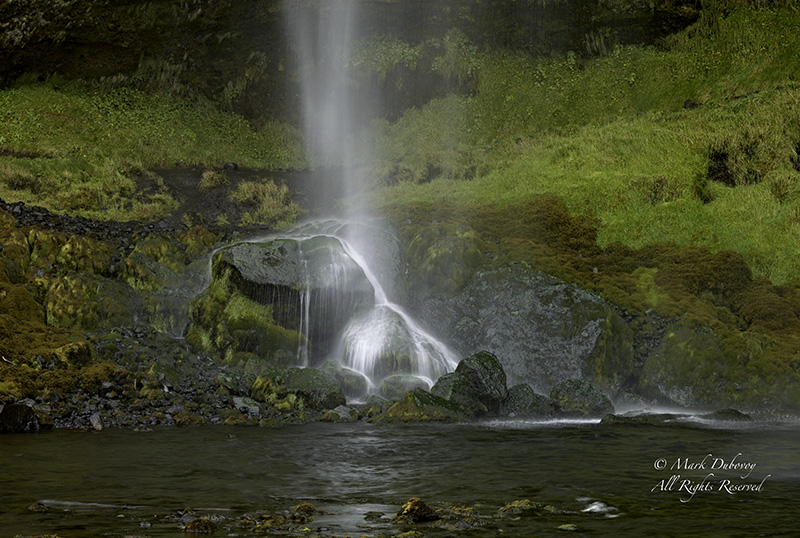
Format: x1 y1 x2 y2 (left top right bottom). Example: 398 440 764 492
2 419 798 537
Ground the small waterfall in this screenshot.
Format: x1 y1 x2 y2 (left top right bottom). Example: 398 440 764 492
280 2 459 393
272 219 459 394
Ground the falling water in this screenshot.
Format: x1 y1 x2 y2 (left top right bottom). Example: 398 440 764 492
271 219 459 394
280 1 460 393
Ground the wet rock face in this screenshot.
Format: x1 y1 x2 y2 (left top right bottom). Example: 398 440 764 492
418 265 634 395
214 237 374 358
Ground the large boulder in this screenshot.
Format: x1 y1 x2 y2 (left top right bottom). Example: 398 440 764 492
431 351 508 417
417 264 635 396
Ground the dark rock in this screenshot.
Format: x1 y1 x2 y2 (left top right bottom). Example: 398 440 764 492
550 379 614 418
432 351 507 417
417 265 634 395
223 162 239 171
504 384 554 418
0 400 55 433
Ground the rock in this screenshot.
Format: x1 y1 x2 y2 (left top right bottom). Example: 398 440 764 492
496 499 546 518
251 368 345 411
380 374 429 401
558 523 580 531
550 379 614 418
184 517 217 533
0 400 55 433
417 264 635 395
90 412 103 430
393 497 439 524
174 411 206 426
600 412 682 426
431 351 507 417
369 388 466 424
214 236 374 357
638 323 738 408
232 396 261 415
320 405 359 422
504 384 554 418
321 360 369 399
222 162 239 170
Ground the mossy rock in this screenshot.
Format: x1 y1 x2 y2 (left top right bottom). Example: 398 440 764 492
393 497 439 524
28 228 68 271
0 228 30 283
0 282 44 324
251 367 345 411
406 223 487 295
45 274 138 331
133 235 187 273
178 226 220 260
431 372 488 418
638 323 734 408
121 250 178 293
550 379 614 418
0 312 93 365
54 235 115 276
174 411 207 427
0 208 17 229
504 383 554 418
496 499 547 518
321 360 369 399
188 268 305 367
369 388 467 424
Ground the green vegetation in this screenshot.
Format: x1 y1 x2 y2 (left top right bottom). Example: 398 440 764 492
372 6 800 286
0 78 305 221
229 179 301 227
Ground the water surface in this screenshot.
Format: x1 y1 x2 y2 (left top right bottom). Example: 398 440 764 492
1 419 798 537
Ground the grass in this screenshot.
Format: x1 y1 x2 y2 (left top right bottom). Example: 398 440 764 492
371 5 800 286
0 77 305 221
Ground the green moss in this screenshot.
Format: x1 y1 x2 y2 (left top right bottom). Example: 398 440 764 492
0 282 44 323
369 388 467 424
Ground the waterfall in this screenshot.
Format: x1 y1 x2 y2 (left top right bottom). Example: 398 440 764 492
279 1 460 394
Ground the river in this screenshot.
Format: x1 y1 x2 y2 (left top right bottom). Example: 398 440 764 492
1 418 798 537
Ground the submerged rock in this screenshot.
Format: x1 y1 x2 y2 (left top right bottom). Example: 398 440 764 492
393 497 440 524
550 379 614 418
